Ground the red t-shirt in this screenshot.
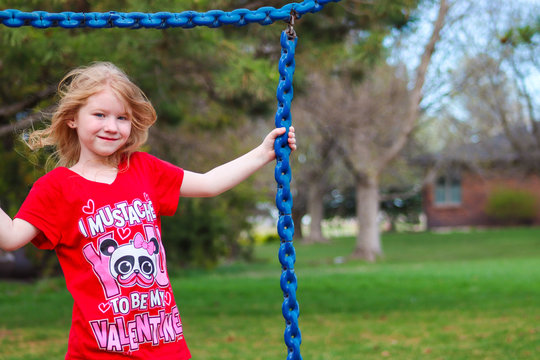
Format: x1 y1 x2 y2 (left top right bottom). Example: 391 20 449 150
16 152 191 360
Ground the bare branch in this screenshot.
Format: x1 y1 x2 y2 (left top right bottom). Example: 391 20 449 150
379 165 438 201
0 106 53 138
0 84 56 118
377 0 449 170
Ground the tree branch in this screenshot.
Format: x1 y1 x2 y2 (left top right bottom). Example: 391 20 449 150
379 165 438 201
0 84 56 118
377 0 449 170
0 106 53 138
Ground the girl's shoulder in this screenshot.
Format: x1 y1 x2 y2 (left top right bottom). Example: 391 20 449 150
28 167 75 199
129 151 155 163
130 151 164 163
37 166 74 185
125 151 183 184
126 151 177 170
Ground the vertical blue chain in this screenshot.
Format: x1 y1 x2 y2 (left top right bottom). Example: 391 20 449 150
274 30 301 360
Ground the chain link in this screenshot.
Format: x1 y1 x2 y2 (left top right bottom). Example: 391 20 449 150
274 31 301 360
0 0 341 29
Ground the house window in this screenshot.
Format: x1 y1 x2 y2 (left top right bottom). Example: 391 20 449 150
434 172 462 205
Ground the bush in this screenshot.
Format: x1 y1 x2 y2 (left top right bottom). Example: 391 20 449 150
253 232 280 245
485 187 538 224
161 184 259 269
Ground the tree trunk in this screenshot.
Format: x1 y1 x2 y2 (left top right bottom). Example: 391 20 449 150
291 206 304 240
352 177 382 262
348 0 449 262
305 180 329 244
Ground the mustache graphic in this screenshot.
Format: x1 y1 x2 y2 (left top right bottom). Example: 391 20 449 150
117 271 154 287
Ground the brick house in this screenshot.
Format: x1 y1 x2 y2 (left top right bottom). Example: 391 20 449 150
421 134 540 229
423 169 540 228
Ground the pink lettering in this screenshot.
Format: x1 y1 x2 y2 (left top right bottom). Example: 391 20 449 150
90 309 184 352
135 313 153 344
112 209 125 227
98 207 115 227
144 225 169 287
172 306 183 335
83 233 120 298
116 202 129 220
127 206 142 225
78 218 89 237
90 320 109 349
149 316 161 345
80 199 157 238
161 312 176 342
107 324 122 351
133 199 146 219
88 214 105 236
114 318 131 347
127 320 139 351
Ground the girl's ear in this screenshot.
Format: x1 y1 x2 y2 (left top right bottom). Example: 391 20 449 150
67 119 77 129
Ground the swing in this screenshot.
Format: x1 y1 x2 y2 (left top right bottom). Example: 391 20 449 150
0 2 342 359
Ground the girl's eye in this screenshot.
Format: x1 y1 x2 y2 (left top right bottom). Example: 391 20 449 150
118 116 129 121
94 113 105 118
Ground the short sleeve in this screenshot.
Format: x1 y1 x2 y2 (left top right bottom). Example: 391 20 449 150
15 172 62 250
138 152 184 217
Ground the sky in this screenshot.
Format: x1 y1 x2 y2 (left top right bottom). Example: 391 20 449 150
383 0 539 149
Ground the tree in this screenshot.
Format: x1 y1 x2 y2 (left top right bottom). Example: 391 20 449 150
296 0 449 261
288 0 426 246
435 0 540 172
292 104 347 243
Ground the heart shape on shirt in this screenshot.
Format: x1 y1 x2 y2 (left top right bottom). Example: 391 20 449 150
82 199 95 214
164 291 172 306
118 228 131 240
99 302 111 313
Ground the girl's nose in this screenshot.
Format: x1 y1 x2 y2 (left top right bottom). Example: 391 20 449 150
103 116 119 132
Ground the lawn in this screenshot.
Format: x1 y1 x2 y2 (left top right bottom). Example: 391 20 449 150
1 227 539 359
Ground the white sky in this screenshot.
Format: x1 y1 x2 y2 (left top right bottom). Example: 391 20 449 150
386 0 539 116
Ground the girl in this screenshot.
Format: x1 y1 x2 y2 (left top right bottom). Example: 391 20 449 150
0 62 296 359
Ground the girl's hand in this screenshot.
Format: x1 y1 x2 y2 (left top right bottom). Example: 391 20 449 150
286 126 297 152
263 126 297 161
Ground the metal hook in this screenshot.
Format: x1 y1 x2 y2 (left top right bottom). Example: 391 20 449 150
286 9 298 39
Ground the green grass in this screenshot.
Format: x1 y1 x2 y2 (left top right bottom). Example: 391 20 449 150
1 227 540 359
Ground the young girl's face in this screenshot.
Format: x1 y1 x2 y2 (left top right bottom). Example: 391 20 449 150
69 86 132 165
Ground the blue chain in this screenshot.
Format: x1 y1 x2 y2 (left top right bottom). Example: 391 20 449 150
0 0 341 29
275 30 301 360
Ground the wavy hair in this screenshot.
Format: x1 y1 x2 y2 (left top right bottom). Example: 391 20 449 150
27 62 157 168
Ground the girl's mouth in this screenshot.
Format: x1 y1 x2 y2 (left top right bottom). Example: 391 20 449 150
98 136 119 141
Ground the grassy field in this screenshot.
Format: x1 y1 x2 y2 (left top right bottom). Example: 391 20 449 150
1 227 539 359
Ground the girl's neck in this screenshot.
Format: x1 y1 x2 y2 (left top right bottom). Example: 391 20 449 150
70 160 119 184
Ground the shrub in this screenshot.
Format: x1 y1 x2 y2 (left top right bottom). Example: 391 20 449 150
485 187 537 224
161 184 259 269
253 233 280 245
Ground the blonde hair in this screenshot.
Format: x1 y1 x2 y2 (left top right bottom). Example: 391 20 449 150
27 62 157 168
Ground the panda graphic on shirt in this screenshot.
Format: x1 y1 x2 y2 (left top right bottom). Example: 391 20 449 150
80 196 172 299
100 233 160 288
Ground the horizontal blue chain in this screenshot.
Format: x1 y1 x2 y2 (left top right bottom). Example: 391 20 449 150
0 0 341 29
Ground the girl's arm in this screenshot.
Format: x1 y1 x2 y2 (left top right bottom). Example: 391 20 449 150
0 208 39 251
180 127 296 198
